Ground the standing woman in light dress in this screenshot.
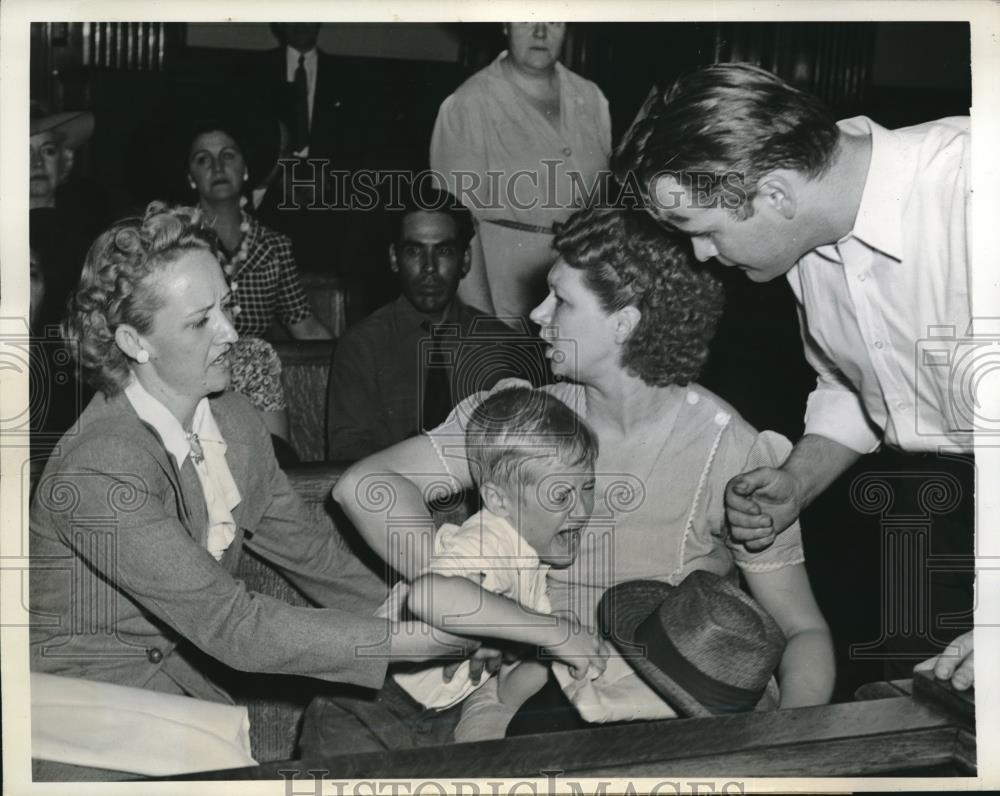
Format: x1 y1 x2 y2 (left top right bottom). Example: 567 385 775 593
430 22 611 322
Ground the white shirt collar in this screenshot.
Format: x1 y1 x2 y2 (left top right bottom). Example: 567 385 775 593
835 115 905 262
477 509 546 571
494 49 568 86
286 46 317 78
123 378 224 468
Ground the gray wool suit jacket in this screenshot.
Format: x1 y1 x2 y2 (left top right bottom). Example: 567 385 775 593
29 389 390 703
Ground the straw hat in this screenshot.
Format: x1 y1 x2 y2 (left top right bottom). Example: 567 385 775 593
597 570 786 718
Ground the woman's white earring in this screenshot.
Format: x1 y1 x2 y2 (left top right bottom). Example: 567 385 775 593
243 169 249 181
188 178 197 189
136 350 150 364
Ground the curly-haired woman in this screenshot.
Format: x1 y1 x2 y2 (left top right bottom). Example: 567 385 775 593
299 205 834 753
29 203 475 778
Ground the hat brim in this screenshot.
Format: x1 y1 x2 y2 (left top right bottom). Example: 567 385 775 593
30 112 95 150
598 580 712 718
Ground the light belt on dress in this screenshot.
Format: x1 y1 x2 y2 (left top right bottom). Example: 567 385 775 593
482 218 554 235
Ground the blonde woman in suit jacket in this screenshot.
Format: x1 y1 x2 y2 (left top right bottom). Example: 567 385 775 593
29 204 475 732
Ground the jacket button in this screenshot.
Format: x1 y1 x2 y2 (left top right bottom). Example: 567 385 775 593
146 647 163 664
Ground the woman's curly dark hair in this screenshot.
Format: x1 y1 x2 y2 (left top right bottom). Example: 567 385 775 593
553 205 724 387
62 202 220 396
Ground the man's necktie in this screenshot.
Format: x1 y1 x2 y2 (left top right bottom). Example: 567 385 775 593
422 324 453 431
292 54 310 153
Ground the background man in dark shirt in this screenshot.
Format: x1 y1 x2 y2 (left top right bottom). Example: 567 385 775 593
326 189 547 461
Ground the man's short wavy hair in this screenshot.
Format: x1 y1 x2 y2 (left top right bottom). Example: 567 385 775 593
63 202 220 396
553 205 723 387
613 63 839 219
465 386 598 491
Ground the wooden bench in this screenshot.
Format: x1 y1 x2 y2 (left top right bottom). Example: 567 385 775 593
267 273 349 340
301 272 348 337
271 340 336 463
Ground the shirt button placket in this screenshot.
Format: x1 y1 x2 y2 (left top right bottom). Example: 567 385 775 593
856 246 908 444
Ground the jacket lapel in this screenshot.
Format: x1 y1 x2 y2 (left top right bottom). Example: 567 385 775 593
175 458 210 548
126 409 209 547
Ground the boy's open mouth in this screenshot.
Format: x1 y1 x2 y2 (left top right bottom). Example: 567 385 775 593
558 525 583 543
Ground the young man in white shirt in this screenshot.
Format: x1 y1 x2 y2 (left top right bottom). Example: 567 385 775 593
617 62 974 690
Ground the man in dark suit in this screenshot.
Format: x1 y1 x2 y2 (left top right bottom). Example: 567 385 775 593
251 23 370 278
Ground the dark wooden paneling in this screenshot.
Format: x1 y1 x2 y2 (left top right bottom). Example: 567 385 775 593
715 22 877 117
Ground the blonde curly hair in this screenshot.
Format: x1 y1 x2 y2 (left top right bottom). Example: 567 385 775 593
62 201 221 395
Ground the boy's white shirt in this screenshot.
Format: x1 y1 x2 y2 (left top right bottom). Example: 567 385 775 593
553 649 680 722
376 509 551 710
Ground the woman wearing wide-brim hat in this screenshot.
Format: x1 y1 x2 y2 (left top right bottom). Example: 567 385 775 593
29 105 95 210
29 103 110 331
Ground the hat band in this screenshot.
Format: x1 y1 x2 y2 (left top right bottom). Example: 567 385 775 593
633 612 765 714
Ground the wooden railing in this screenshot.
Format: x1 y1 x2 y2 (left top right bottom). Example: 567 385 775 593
176 671 976 780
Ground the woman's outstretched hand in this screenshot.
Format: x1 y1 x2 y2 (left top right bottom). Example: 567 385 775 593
544 616 610 680
388 620 481 663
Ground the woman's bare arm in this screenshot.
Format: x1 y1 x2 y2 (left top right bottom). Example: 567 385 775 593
332 434 473 580
744 563 835 709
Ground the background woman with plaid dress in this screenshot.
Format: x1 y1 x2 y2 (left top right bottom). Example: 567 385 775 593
185 120 332 462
